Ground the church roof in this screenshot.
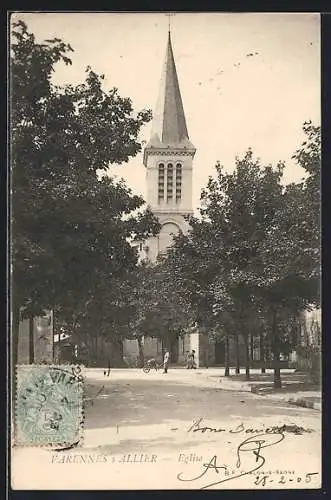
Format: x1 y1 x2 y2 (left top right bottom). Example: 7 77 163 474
146 32 195 151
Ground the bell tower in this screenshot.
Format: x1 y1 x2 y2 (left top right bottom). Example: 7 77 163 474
143 31 196 262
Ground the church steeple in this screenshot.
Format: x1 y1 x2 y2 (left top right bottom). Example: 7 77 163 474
142 28 195 262
144 32 195 164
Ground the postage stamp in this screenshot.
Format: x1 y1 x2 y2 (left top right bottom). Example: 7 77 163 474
15 365 84 447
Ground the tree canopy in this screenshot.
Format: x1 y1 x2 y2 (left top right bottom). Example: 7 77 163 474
162 124 320 387
11 21 160 359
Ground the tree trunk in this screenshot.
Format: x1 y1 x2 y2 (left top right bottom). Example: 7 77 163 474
86 334 92 363
250 334 254 363
29 316 34 364
92 335 98 364
224 335 230 377
235 334 240 374
109 338 124 367
161 337 165 358
12 304 21 404
137 336 144 367
271 310 281 389
52 311 55 363
116 339 124 367
260 334 266 374
94 335 98 361
12 305 20 369
119 338 124 361
244 334 250 380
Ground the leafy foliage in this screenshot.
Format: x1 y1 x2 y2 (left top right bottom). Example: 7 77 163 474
127 262 194 343
162 126 320 386
11 21 160 339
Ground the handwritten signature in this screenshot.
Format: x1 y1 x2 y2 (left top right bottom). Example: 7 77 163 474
187 417 313 435
177 432 285 489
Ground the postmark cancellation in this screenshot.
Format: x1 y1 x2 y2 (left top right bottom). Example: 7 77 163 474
14 365 84 447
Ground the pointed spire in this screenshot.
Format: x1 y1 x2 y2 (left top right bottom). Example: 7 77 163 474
147 32 195 150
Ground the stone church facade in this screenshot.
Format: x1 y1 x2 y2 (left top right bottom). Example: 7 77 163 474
124 32 213 367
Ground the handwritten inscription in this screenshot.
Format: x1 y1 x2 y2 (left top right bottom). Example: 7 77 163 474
188 418 314 435
177 431 285 488
254 472 319 486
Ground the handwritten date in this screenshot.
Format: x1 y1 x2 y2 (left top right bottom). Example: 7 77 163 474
254 472 319 486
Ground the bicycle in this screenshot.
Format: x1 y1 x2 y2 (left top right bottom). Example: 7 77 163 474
142 358 162 373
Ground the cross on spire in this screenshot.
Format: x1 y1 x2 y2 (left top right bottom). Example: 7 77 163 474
166 12 175 33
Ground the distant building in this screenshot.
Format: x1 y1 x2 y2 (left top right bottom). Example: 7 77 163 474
130 241 150 264
17 310 54 364
289 308 321 371
53 331 73 363
302 308 321 347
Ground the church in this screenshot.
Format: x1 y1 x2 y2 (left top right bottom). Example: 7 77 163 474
125 31 213 367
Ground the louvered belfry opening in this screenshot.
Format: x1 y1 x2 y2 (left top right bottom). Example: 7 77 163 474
158 163 165 202
176 163 182 202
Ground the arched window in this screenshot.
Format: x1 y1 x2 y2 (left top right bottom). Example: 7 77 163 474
167 163 173 202
158 163 165 202
159 222 180 253
176 163 182 202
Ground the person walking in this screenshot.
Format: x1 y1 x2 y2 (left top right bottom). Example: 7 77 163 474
185 350 191 369
163 349 170 373
190 350 196 369
104 358 111 377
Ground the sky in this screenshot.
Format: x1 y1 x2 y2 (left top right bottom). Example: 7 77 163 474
12 12 320 212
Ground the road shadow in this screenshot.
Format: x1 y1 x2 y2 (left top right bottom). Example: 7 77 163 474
84 378 314 432
217 372 319 387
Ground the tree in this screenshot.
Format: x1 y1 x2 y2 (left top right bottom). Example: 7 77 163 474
208 148 319 387
254 122 321 386
163 132 320 387
11 20 160 366
175 152 286 380
61 270 140 366
292 121 320 282
127 260 194 363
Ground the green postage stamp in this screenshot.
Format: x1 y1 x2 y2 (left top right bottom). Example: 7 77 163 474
15 365 84 447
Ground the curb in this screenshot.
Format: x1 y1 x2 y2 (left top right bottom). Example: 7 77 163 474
251 385 271 395
251 385 321 411
204 376 321 411
206 376 252 392
288 397 321 411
